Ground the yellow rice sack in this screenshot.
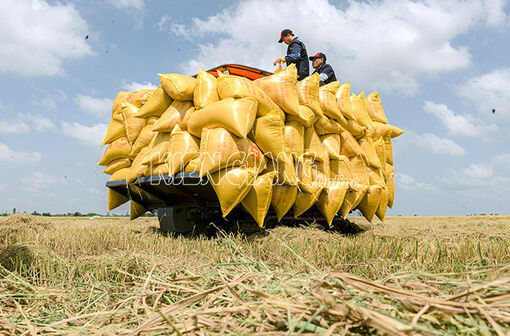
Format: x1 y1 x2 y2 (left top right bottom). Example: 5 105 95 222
296 105 318 127
374 137 387 177
130 200 147 220
366 92 388 124
297 73 323 117
131 89 154 108
141 131 171 166
348 154 370 186
120 103 146 145
375 187 389 222
339 187 356 218
135 86 172 119
152 100 195 132
194 68 220 109
285 119 304 159
126 147 151 183
310 165 329 189
103 157 131 175
166 125 200 176
265 152 298 185
335 114 365 138
367 166 386 187
112 91 132 113
210 166 258 217
357 185 382 223
199 128 266 177
336 82 356 120
102 115 126 146
241 171 276 227
317 159 331 181
340 183 368 217
251 110 287 162
188 97 257 138
108 178 129 211
145 162 169 177
320 134 341 160
387 174 395 208
271 183 298 221
384 135 393 164
112 90 153 113
316 180 350 227
372 122 405 138
304 127 325 162
314 116 343 136
293 181 322 218
108 188 129 211
350 92 374 128
217 74 285 120
129 117 158 158
330 155 352 181
110 167 130 181
159 73 197 101
255 64 300 116
340 131 365 158
296 155 314 191
386 162 395 180
285 106 317 127
98 137 131 166
319 81 342 120
359 136 382 169
184 157 201 172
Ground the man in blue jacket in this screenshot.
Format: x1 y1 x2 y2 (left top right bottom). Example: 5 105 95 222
309 52 337 86
273 29 309 81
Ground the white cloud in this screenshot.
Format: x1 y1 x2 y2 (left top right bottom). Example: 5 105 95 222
0 0 93 76
0 114 56 134
404 131 467 156
87 188 102 195
462 163 494 180
156 15 170 31
21 172 57 193
61 121 108 147
396 173 438 191
423 101 498 138
20 114 57 132
107 0 145 10
0 118 30 134
439 155 510 192
493 154 510 169
121 81 158 91
0 143 41 167
35 97 57 110
456 68 510 119
30 90 67 110
166 0 506 95
75 95 114 119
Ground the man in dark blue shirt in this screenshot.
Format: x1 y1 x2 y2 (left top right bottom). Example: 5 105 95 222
309 52 337 86
273 29 309 81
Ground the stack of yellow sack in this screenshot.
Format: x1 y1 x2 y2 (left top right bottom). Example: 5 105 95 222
98 64 404 224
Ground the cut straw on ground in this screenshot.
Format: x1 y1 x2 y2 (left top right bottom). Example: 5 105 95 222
0 214 509 335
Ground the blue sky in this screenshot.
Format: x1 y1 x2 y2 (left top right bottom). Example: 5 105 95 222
1 0 509 216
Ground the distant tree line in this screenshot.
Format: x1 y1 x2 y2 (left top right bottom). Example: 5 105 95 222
1 210 156 217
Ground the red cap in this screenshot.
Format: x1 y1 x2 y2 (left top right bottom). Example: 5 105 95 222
278 29 293 43
309 52 326 61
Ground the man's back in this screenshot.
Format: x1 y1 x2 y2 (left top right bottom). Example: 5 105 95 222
285 37 309 80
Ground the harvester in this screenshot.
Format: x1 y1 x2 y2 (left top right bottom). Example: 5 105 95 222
106 64 356 234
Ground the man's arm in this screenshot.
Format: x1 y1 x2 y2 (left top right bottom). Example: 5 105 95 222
319 65 334 84
285 42 302 63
